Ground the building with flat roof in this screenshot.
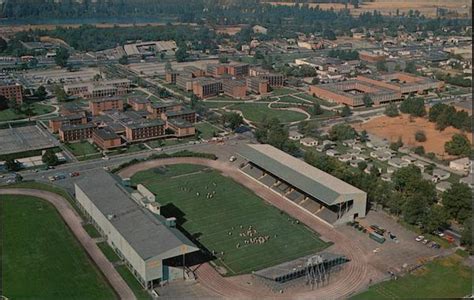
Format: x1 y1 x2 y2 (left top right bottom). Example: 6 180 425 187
92 127 122 150
358 50 386 62
123 40 177 57
167 118 196 137
222 79 247 98
124 119 166 142
49 114 88 133
0 81 23 104
192 78 222 99
128 97 150 111
247 77 269 94
64 79 130 99
163 108 197 124
238 144 367 225
165 70 179 84
58 123 94 142
356 73 444 95
89 97 124 116
74 170 199 289
309 79 401 107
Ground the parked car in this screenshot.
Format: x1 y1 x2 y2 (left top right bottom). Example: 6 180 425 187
422 239 429 244
69 172 80 177
415 235 425 242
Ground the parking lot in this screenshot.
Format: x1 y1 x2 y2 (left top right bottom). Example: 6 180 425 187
338 210 447 276
0 125 58 155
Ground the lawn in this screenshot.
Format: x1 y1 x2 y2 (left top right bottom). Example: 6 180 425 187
0 103 55 122
196 122 222 139
1 195 116 299
277 95 309 105
271 87 295 96
201 101 235 109
230 103 307 123
131 164 330 276
351 254 472 299
294 93 338 107
84 223 102 238
66 141 101 158
97 242 121 263
116 265 151 300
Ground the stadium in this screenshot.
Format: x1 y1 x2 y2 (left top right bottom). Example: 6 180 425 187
76 144 368 296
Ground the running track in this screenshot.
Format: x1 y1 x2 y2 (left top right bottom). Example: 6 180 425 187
0 188 136 300
119 157 380 299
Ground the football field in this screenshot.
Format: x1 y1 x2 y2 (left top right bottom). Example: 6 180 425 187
131 164 330 276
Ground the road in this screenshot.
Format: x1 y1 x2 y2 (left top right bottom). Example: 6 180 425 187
0 188 136 300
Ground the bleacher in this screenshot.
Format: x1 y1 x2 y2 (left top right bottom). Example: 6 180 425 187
316 207 338 224
259 174 278 187
241 164 264 179
273 182 290 194
301 200 322 213
286 190 305 203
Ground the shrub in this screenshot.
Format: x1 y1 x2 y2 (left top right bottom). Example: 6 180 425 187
415 131 427 142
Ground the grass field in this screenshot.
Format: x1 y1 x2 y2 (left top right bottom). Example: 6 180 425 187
294 93 338 107
230 103 307 123
271 87 295 96
277 95 309 105
66 141 100 157
196 122 222 139
131 164 330 276
0 103 55 122
1 195 116 299
351 254 472 299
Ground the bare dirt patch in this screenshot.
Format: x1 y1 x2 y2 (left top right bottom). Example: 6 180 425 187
354 114 473 158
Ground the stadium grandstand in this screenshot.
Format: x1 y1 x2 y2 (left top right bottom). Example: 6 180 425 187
238 144 367 226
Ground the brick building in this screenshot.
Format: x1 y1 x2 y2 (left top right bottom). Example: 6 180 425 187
356 73 444 95
89 98 124 116
49 114 88 133
92 127 122 150
246 77 269 94
163 108 197 124
128 98 150 111
146 102 183 119
64 79 130 99
192 78 222 99
165 70 179 84
261 73 285 87
59 124 94 142
358 50 386 62
124 120 166 142
0 81 23 104
167 118 196 137
222 79 247 98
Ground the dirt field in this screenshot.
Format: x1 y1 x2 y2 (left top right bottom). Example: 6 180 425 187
354 114 473 158
266 0 471 18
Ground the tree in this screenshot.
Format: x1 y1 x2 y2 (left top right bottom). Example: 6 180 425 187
329 124 357 141
54 47 70 67
413 145 425 155
376 61 388 72
461 218 472 252
445 134 471 156
399 96 426 117
0 37 7 52
5 158 21 171
311 103 323 116
0 95 8 110
402 196 428 225
404 61 417 73
298 120 319 137
222 112 243 130
362 94 373 107
340 105 352 117
311 77 320 85
442 183 471 223
359 130 368 142
415 131 426 142
175 47 188 62
190 93 199 109
423 205 449 233
53 85 68 102
42 149 59 166
390 137 403 151
384 102 399 117
218 55 229 63
118 55 129 65
34 85 47 100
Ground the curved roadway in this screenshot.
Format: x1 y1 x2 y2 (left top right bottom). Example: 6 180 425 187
0 188 136 300
118 157 378 299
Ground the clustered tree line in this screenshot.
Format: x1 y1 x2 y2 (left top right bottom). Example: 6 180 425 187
428 103 471 132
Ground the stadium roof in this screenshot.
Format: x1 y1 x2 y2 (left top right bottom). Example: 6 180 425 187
238 144 366 205
75 171 198 261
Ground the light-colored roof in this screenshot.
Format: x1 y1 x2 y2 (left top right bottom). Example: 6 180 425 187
238 144 366 205
75 170 198 261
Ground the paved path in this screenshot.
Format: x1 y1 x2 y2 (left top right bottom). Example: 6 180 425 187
0 188 136 300
119 157 381 299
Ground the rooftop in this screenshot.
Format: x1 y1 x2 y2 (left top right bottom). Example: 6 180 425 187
238 144 366 205
75 170 198 261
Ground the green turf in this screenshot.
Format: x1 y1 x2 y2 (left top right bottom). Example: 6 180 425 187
351 255 472 299
270 87 295 96
294 93 338 107
97 242 122 263
230 103 306 123
1 195 116 299
196 122 222 139
277 95 309 105
84 223 102 238
66 141 100 157
131 164 330 276
201 101 235 109
0 103 55 121
115 265 151 300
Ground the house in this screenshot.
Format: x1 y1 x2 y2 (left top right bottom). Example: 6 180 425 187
252 25 268 35
355 153 369 161
449 157 471 173
436 181 452 192
338 154 353 162
401 155 417 164
289 130 304 141
422 172 433 181
326 149 340 157
342 139 357 147
366 139 389 150
322 140 336 147
352 143 366 151
346 149 360 155
387 166 396 174
370 150 393 161
388 157 409 168
300 137 318 147
414 160 429 172
350 159 364 168
433 169 450 181
315 145 325 152
381 173 392 182
459 174 473 188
